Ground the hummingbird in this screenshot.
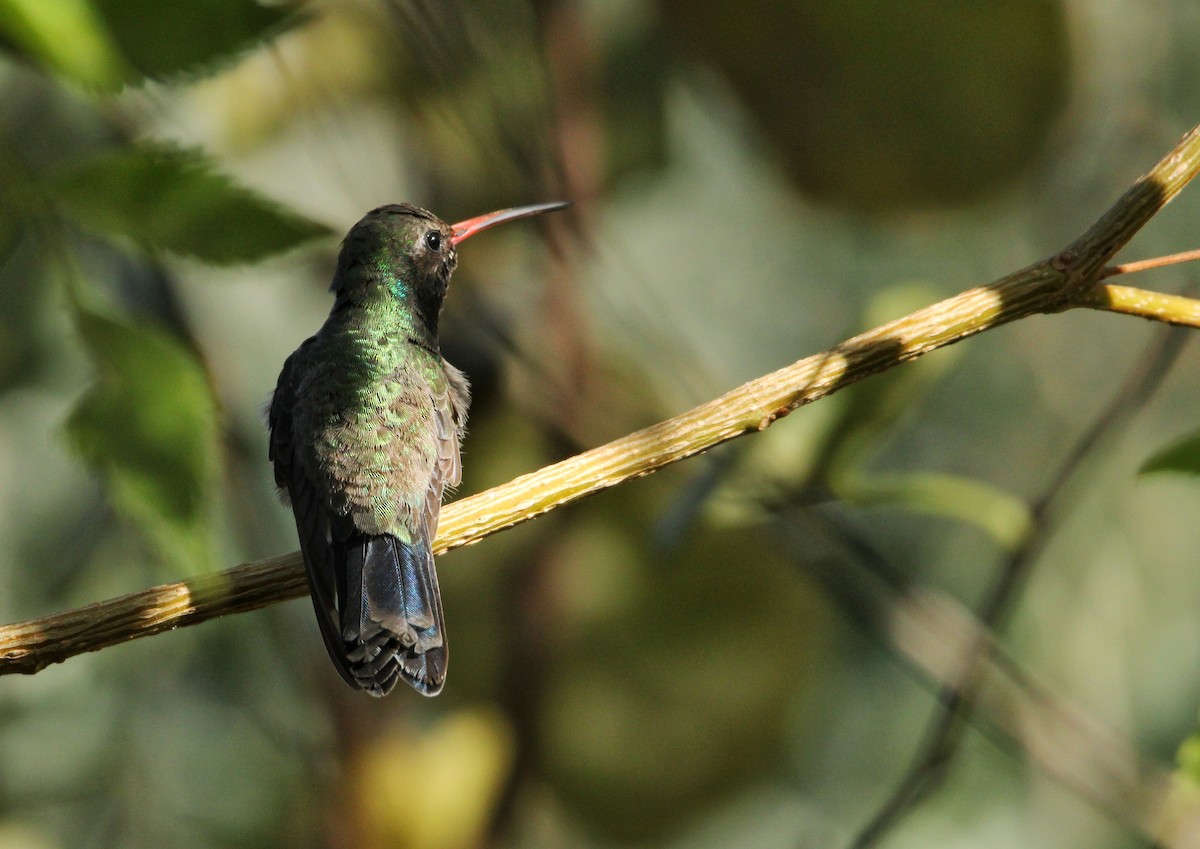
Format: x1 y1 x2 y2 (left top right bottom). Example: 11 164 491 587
269 200 568 697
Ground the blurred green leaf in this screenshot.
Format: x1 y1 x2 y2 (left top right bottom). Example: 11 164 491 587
1179 728 1200 785
91 0 296 84
839 471 1032 550
542 513 832 840
0 0 297 90
50 142 332 264
1142 431 1200 476
805 283 956 482
660 0 1069 209
65 305 218 573
0 226 51 392
1168 722 1200 829
0 0 128 89
601 20 668 181
828 285 958 451
777 284 1035 547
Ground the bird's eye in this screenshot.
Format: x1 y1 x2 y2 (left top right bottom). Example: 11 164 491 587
424 231 442 252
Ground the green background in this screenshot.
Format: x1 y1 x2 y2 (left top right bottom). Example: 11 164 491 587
1 1 1199 848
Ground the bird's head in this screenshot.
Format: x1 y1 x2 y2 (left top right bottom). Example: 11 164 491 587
330 201 569 338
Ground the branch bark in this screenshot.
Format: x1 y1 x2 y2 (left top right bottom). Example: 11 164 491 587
3 124 1200 676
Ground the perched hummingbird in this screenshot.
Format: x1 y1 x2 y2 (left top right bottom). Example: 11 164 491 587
269 200 568 697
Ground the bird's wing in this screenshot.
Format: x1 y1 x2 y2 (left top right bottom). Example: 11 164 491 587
422 360 471 539
268 339 363 692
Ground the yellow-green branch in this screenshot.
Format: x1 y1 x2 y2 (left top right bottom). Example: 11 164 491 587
3 124 1200 675
1084 283 1200 326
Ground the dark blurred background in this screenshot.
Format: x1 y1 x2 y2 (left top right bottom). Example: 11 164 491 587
2 1 1200 847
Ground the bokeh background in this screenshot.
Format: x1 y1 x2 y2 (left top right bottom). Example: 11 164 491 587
2 1 1200 848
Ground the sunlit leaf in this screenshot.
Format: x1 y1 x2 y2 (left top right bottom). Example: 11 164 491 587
1179 729 1200 785
353 710 514 849
0 0 128 89
839 472 1032 550
1141 431 1200 476
51 142 332 264
1166 722 1200 832
65 305 218 574
0 0 298 90
814 283 959 479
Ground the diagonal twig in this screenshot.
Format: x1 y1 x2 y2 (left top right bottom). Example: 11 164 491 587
772 504 1200 849
848 309 1195 849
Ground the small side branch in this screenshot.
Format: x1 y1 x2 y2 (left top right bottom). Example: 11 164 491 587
1084 283 1200 326
1102 248 1200 278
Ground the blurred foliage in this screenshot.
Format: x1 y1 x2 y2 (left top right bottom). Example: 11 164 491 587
0 0 331 585
65 305 218 574
0 0 298 89
51 142 333 264
660 0 1069 208
1142 429 1200 476
0 1 1199 849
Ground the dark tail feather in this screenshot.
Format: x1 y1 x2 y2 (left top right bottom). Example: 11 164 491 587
336 534 447 697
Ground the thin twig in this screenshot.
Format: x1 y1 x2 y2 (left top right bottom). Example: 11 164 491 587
773 507 1200 849
1101 248 1200 278
1091 247 1200 325
884 586 1199 848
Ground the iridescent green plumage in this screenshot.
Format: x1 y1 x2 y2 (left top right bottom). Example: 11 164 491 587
269 201 567 696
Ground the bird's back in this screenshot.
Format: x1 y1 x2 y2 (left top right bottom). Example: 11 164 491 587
271 322 469 696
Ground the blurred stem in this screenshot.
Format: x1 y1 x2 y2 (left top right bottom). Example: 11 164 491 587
484 4 601 842
848 313 1194 849
3 125 1200 675
770 508 1199 849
